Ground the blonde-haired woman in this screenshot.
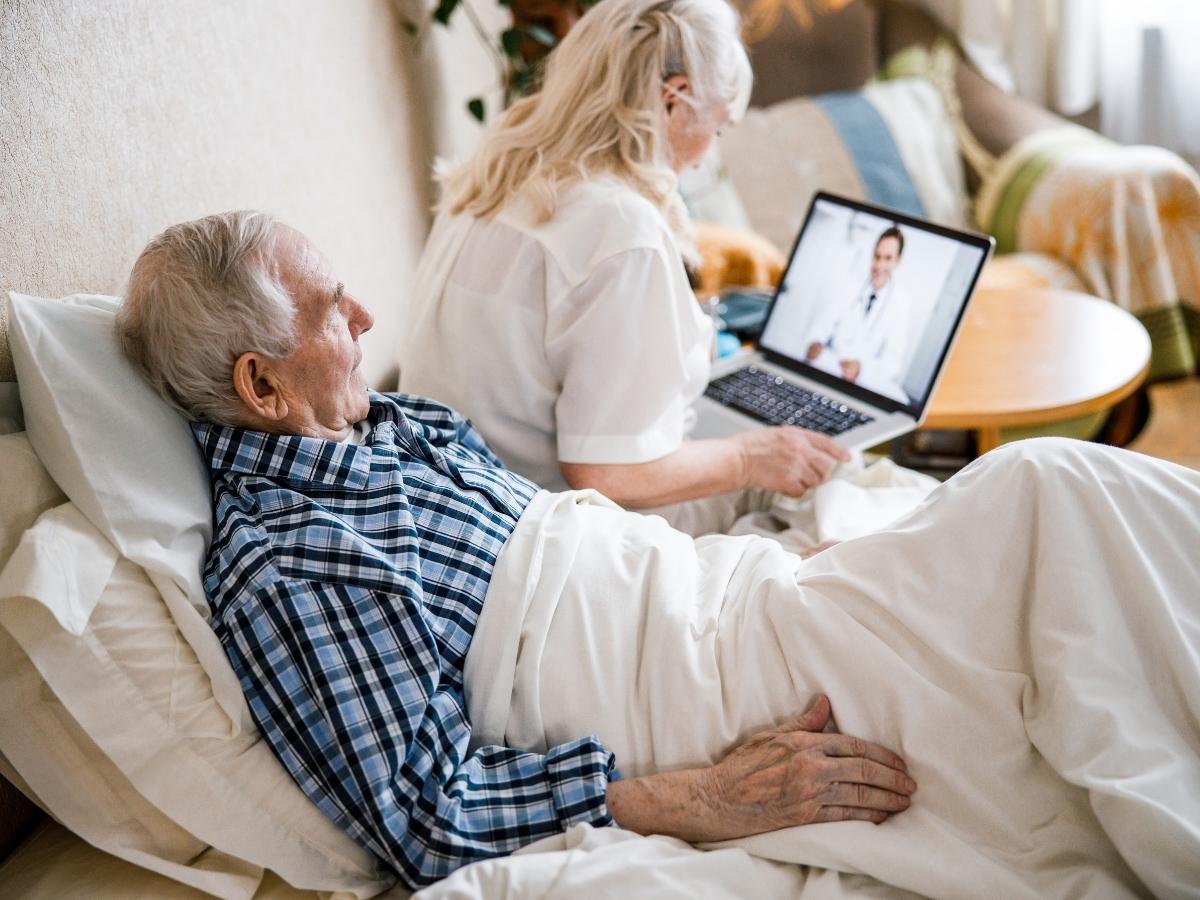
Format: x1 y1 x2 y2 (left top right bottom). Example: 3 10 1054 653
399 0 849 530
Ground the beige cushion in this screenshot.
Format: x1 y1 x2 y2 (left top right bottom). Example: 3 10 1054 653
0 383 20 435
0 433 393 898
0 300 13 384
0 434 62 562
720 79 970 255
0 820 357 900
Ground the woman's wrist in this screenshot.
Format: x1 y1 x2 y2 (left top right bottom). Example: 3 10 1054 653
729 431 755 491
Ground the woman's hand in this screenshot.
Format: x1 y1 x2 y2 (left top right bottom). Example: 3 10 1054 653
558 428 850 510
606 695 915 843
735 427 851 496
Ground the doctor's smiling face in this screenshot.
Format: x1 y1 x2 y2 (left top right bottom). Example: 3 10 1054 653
232 226 375 440
870 233 903 292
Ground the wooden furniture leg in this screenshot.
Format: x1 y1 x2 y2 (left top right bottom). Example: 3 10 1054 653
975 427 1001 455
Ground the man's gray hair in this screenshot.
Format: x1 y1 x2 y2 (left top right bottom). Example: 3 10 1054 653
117 210 297 424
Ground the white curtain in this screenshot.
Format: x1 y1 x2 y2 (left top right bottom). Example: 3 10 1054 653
1096 1 1200 159
918 0 1200 163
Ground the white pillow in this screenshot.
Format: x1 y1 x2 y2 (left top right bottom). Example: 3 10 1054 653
0 433 62 563
0 433 393 898
5 292 209 607
5 291 247 726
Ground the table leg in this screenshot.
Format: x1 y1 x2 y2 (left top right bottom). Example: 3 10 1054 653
975 427 1002 455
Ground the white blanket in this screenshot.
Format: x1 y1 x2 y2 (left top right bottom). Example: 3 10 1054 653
466 438 1200 898
646 455 940 551
415 824 807 899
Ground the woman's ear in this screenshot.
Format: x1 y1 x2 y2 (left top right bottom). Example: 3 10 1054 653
232 352 290 423
661 73 691 115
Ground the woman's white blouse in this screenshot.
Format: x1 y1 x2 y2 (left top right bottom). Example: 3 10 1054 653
399 179 713 491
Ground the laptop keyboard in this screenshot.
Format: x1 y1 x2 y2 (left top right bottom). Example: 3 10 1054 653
705 366 874 436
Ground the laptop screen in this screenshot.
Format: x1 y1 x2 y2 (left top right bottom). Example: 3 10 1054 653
758 193 993 417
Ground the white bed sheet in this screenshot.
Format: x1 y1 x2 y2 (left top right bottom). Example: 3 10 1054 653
416 823 936 899
468 438 1200 898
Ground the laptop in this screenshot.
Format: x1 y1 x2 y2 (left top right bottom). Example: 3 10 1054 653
694 192 995 450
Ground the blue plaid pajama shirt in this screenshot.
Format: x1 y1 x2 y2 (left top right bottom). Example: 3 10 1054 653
192 392 616 887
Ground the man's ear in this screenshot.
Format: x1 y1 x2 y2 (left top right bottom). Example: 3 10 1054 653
232 352 290 423
661 73 690 115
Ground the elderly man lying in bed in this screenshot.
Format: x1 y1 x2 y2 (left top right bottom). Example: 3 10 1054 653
116 212 1200 897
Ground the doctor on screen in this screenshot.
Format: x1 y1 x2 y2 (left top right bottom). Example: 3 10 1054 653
805 226 911 399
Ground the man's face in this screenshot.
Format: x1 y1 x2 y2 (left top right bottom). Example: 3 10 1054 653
271 227 374 436
870 235 902 291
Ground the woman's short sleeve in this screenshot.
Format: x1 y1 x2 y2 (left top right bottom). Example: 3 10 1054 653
546 247 712 465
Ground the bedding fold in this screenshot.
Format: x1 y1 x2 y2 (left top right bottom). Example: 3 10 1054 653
465 439 1200 898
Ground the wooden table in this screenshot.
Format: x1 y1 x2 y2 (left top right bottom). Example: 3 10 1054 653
924 288 1152 454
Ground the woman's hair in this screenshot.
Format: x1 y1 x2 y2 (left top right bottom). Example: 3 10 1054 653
116 210 297 425
437 0 751 249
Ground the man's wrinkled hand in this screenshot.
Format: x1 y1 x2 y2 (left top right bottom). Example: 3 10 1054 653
605 696 915 844
695 695 915 840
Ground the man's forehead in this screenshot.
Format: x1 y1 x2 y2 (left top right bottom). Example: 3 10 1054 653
277 226 330 277
275 226 337 312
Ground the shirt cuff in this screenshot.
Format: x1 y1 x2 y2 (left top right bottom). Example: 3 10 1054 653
544 736 618 829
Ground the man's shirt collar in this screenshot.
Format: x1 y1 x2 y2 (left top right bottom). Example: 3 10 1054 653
190 393 403 489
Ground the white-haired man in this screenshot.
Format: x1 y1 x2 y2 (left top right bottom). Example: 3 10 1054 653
118 211 1200 895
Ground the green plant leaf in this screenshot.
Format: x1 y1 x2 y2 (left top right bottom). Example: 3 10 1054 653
467 97 486 122
512 66 532 94
501 27 521 58
433 0 461 27
524 25 556 47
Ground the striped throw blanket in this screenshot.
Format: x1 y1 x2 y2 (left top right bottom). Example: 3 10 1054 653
977 127 1200 381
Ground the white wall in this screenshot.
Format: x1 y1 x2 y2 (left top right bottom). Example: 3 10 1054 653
399 0 509 169
0 0 434 389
